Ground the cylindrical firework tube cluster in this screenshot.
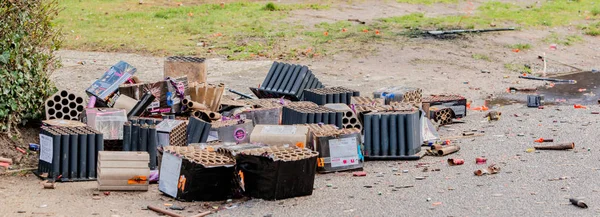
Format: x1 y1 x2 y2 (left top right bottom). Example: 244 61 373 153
304 87 360 105
37 126 104 181
282 106 344 128
186 116 211 145
362 110 422 160
123 122 160 170
252 62 324 100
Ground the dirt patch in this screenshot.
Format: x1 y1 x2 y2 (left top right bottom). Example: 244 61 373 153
286 0 478 27
0 126 41 172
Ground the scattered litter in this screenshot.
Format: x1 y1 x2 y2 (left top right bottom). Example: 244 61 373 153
43 181 56 189
534 138 553 143
534 142 574 150
475 157 487 165
447 158 464 166
347 19 365 24
415 177 426 180
424 27 515 36
548 177 568 181
168 205 185 210
569 198 588 209
352 171 367 177
474 164 500 176
29 143 39 151
484 111 501 121
518 75 576 84
147 205 184 217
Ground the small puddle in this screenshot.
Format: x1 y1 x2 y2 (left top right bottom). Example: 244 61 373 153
486 71 599 107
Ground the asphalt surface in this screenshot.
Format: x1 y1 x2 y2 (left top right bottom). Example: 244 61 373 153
216 104 600 217
2 104 600 217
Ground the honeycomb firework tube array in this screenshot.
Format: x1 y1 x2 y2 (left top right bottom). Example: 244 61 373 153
323 104 362 130
163 145 235 167
238 146 319 162
45 90 86 121
351 96 385 106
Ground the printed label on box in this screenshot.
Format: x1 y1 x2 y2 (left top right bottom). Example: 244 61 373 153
158 152 182 198
261 125 296 135
148 101 160 109
39 134 53 163
329 137 359 168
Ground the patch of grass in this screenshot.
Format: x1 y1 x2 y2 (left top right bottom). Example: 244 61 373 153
592 7 600 16
262 2 330 11
582 22 600 36
302 21 386 57
504 63 531 73
509 43 532 50
543 33 583 46
396 0 459 5
381 1 599 30
472 54 491 61
56 1 330 59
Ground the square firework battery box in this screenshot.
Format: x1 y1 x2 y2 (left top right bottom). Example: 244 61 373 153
158 146 236 201
235 146 319 200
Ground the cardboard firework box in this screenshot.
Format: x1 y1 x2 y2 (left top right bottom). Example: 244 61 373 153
86 61 136 107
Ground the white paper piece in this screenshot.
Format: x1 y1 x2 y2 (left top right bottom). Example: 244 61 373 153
421 112 439 142
329 137 359 168
39 134 53 163
261 125 296 135
207 130 219 142
158 152 182 198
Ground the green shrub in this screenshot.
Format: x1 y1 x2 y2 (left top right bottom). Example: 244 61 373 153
0 0 62 133
262 2 277 11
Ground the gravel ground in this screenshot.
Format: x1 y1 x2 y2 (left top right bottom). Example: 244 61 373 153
214 104 600 217
4 22 600 215
2 104 600 216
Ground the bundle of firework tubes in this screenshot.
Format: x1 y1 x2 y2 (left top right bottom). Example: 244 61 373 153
34 58 466 201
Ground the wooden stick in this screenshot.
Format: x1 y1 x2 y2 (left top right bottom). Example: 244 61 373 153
0 167 35 175
189 211 212 217
440 133 484 141
147 205 184 217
